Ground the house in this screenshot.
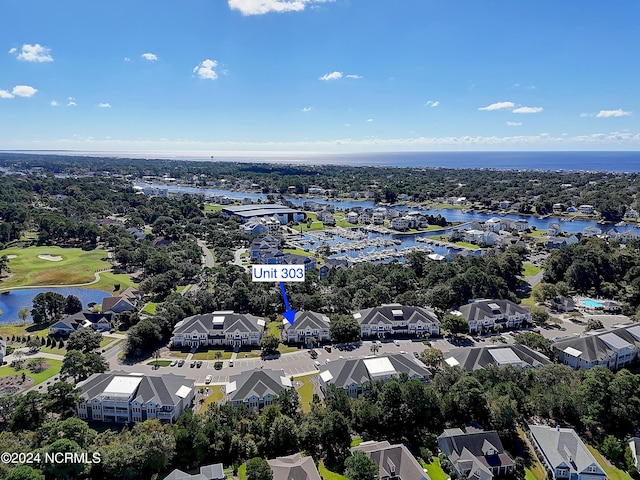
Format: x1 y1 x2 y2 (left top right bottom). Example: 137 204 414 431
485 218 502 233
225 369 292 411
316 210 336 226
283 311 330 345
250 235 281 262
552 203 563 213
240 218 269 236
347 212 359 224
499 200 512 210
528 425 606 480
318 353 431 398
352 440 428 480
582 226 602 237
547 222 563 236
629 438 640 469
443 344 551 372
551 296 576 312
222 204 305 224
354 304 440 339
172 311 265 348
391 217 410 231
49 310 114 335
76 372 195 424
578 204 595 214
438 427 515 479
457 299 531 334
0 340 5 365
164 463 225 480
102 287 141 314
372 211 385 225
627 209 639 220
554 323 640 371
318 258 349 279
359 212 371 224
268 453 321 480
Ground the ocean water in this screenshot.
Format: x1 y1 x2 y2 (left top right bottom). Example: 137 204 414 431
5 150 640 172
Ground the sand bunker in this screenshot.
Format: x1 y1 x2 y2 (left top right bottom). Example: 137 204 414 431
6 254 17 259
37 254 63 262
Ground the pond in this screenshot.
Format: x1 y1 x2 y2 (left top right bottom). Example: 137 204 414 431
0 287 112 324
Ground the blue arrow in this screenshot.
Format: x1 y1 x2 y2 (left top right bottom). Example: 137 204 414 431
279 282 297 326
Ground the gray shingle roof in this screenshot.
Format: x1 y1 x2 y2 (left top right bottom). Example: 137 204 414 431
174 311 264 336
352 441 428 480
528 425 604 477
444 344 551 372
283 311 329 332
354 304 439 326
267 454 321 480
227 369 289 403
458 299 528 322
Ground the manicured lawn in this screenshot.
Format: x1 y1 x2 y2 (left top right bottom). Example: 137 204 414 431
148 360 172 367
283 247 315 257
0 322 50 339
169 351 190 358
204 204 224 212
587 445 632 480
523 263 542 276
351 436 362 447
238 463 247 480
318 462 348 480
423 458 448 480
199 385 225 411
452 241 481 250
88 271 138 294
529 229 548 237
0 358 62 385
192 350 233 360
278 344 299 355
102 338 122 351
0 246 111 289
142 302 157 314
39 345 66 355
268 320 282 338
520 283 540 307
294 373 316 413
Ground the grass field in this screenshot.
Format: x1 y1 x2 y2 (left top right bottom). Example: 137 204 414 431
0 358 62 385
237 463 246 480
523 263 542 276
87 271 138 294
318 462 348 480
199 385 224 411
0 246 111 289
452 241 481 250
149 360 172 367
423 458 448 480
142 302 157 315
587 445 632 480
294 373 315 413
192 350 234 360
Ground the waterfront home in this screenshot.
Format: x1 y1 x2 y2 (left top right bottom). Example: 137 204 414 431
318 258 350 279
49 310 114 335
76 372 194 424
554 323 640 371
0 340 5 365
316 210 336 226
578 204 595 214
283 311 330 345
528 425 606 480
582 226 602 237
354 304 440 339
547 222 563 236
552 203 563 213
457 299 531 334
222 203 305 224
438 427 515 479
319 353 431 398
101 287 141 314
391 217 410 231
352 441 428 480
225 369 292 411
347 211 359 224
171 311 265 348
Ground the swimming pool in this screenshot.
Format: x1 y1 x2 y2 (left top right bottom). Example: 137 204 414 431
581 299 604 308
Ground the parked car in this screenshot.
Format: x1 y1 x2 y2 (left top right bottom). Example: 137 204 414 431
170 360 178 367
190 361 196 368
314 361 321 369
393 340 400 346
413 352 419 358
205 375 212 384
177 359 185 367
196 361 203 368
229 360 234 367
324 346 332 353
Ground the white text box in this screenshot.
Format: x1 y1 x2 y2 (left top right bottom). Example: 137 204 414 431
251 265 306 282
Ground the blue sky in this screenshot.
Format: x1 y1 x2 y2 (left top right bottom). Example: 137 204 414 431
1 0 639 155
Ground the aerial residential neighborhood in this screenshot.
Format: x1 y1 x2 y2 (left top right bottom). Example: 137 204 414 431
2 156 640 480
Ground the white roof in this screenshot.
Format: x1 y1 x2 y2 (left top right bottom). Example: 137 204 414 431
257 319 266 327
213 316 225 324
488 348 522 365
627 325 640 340
353 312 362 319
564 346 582 357
225 381 237 394
428 253 445 261
175 385 192 398
320 371 334 382
103 376 142 396
600 332 632 350
363 357 396 377
391 309 403 316
445 357 460 366
280 376 292 387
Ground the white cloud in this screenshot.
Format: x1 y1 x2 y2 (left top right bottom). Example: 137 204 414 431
12 85 37 97
580 112 592 118
0 90 14 99
10 43 53 62
513 106 543 114
193 59 219 80
366 118 373 122
302 107 312 112
50 100 58 107
345 74 362 79
67 101 77 107
124 57 132 63
319 71 342 81
478 101 514 111
425 100 440 107
506 121 522 126
228 0 333 16
596 109 631 118
97 102 111 108
141 52 158 62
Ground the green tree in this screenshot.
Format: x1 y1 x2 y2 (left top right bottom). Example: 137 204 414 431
64 294 84 315
586 318 604 331
6 465 45 480
67 329 102 353
17 307 30 324
330 314 361 343
0 255 10 277
531 307 550 325
260 333 280 356
419 348 444 370
275 388 301 421
61 351 108 383
344 452 379 480
246 457 273 480
47 381 81 419
440 314 468 338
322 411 352 470
25 337 41 353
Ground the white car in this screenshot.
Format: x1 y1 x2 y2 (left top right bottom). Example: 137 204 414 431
205 375 212 384
170 360 178 367
393 340 400 346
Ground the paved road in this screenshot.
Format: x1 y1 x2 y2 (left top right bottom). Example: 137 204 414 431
198 239 215 268
526 270 544 287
